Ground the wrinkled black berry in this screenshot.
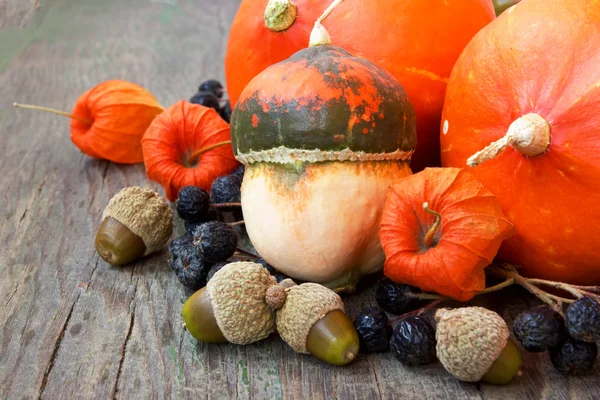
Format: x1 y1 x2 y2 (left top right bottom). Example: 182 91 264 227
168 235 208 290
198 79 224 98
390 316 437 366
550 336 598 375
210 175 242 204
375 278 425 315
190 91 220 112
219 100 232 123
231 165 245 180
184 209 224 234
566 296 600 343
192 221 237 263
176 186 210 223
513 306 565 352
354 307 391 353
207 261 229 282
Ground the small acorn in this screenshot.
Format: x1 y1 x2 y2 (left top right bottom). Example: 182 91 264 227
276 283 359 366
95 187 173 266
182 262 278 344
435 307 522 385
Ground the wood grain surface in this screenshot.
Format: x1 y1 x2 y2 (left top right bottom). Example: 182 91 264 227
0 0 599 399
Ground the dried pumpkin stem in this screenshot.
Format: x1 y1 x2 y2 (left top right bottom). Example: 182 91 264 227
467 113 550 167
209 202 242 208
422 202 442 248
187 140 232 165
13 103 92 126
309 0 344 47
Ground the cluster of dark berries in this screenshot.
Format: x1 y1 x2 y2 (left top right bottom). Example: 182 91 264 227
168 221 238 291
513 297 599 375
353 279 437 366
168 185 242 290
190 79 232 123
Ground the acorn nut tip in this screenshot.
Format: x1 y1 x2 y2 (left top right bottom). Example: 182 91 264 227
276 283 359 366
95 186 173 266
435 307 522 385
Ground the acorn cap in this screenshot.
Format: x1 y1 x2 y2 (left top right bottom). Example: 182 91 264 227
102 186 173 255
276 283 344 354
435 307 510 382
207 262 277 345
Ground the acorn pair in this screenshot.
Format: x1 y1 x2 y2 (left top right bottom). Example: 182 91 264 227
182 262 359 366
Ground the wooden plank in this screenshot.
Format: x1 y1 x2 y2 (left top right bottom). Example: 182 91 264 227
0 0 599 399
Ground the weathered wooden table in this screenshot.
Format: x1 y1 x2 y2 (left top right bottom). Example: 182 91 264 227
1 1 599 398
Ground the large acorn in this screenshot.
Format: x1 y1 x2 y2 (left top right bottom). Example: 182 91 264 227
230 31 416 292
435 307 522 385
182 262 279 344
276 283 360 366
95 186 173 266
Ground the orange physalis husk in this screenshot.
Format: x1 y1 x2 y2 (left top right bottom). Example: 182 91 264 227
379 168 514 301
141 100 239 201
71 80 164 163
14 80 164 164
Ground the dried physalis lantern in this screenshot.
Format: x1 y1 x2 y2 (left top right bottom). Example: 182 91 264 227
141 100 240 202
14 80 164 164
379 168 514 301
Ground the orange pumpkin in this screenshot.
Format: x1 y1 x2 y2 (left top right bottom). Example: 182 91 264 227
225 0 495 171
379 168 513 301
441 0 600 284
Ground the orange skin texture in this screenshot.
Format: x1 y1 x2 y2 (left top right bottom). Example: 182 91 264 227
379 168 513 301
225 0 495 171
441 0 600 284
141 101 239 201
70 80 164 164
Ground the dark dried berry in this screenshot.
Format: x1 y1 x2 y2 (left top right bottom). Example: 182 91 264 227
207 261 229 282
566 296 600 343
390 316 437 366
168 236 208 291
375 278 425 315
210 175 242 204
231 165 245 180
198 79 224 98
190 91 220 112
219 100 232 123
550 336 598 375
168 234 193 255
513 306 565 352
354 307 391 353
176 186 210 223
192 221 237 263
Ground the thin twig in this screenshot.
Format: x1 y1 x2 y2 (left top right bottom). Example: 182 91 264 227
234 248 258 260
228 220 245 227
209 202 242 208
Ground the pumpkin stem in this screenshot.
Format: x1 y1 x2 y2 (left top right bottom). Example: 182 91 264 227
13 103 92 126
264 0 297 32
309 0 345 47
422 202 442 248
187 140 232 165
466 113 550 167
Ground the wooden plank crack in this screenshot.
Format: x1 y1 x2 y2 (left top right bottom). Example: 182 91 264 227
37 292 81 400
110 279 138 399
